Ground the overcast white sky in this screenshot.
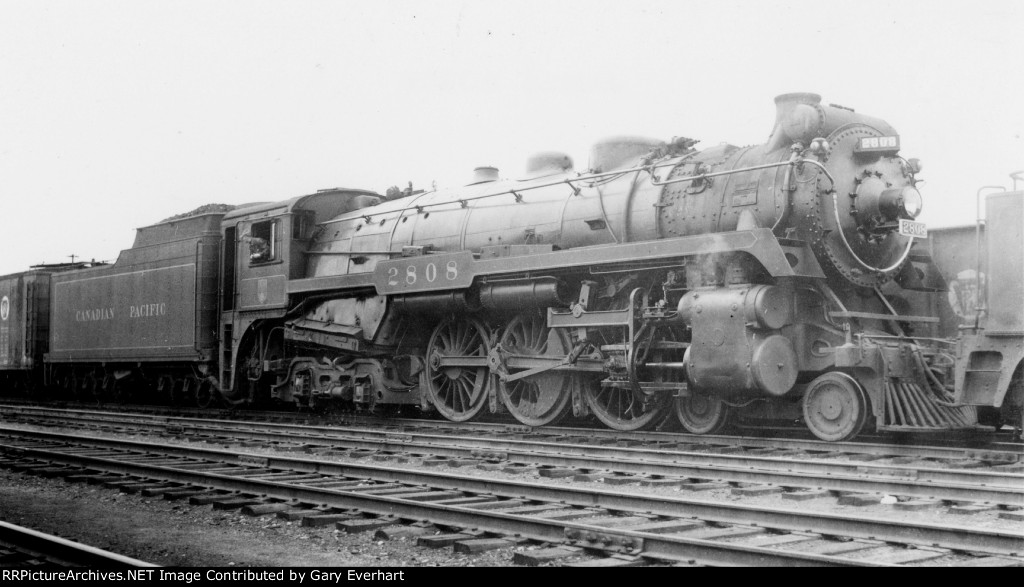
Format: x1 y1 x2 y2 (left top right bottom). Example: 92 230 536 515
1 0 1022 275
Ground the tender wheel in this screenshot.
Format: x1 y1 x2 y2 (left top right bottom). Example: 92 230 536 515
81 373 100 401
110 379 128 402
802 372 869 441
497 313 573 427
65 374 79 399
19 374 40 399
171 377 189 405
675 392 731 435
104 374 131 403
584 383 672 431
425 317 491 422
195 376 219 409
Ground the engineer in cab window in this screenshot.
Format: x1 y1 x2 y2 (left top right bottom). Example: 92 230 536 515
249 237 271 263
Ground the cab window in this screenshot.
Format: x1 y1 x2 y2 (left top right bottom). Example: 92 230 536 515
249 220 277 264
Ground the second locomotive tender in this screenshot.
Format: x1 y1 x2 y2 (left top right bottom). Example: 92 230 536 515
22 92 1022 441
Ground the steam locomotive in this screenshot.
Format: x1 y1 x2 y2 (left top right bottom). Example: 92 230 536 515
2 92 1022 442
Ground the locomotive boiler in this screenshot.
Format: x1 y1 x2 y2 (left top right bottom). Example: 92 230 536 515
7 92 1020 442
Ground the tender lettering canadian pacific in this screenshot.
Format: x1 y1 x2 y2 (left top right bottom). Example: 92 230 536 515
75 308 114 321
73 302 170 321
128 302 167 318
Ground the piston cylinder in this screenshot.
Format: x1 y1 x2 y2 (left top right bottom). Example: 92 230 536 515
677 284 793 330
677 285 797 396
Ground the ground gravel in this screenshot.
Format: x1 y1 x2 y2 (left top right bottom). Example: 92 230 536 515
0 468 526 566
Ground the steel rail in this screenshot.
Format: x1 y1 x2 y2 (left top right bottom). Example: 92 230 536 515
5 409 1021 505
4 404 1017 462
132 429 1024 506
1 428 1021 558
0 520 157 568
157 417 1024 487
0 442 866 567
345 412 1021 458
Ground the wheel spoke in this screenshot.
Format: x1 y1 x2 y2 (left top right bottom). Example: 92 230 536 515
425 318 490 422
454 379 466 412
586 381 671 432
456 323 471 353
496 313 572 427
438 331 452 354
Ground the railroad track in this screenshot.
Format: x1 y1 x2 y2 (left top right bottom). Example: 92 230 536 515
3 396 1021 452
0 426 1021 566
3 406 1023 507
0 520 155 568
4 403 1021 463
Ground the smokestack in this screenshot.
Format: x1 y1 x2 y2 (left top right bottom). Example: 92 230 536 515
766 92 822 152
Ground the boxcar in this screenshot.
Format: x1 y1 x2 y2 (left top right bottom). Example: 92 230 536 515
0 263 96 392
0 270 50 389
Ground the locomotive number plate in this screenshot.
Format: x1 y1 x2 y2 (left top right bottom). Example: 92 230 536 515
373 251 476 294
898 219 928 238
856 135 900 153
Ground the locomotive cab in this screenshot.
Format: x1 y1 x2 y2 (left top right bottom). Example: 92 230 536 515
217 188 381 400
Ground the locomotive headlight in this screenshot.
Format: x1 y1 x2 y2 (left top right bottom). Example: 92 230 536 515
878 185 923 220
901 186 923 218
